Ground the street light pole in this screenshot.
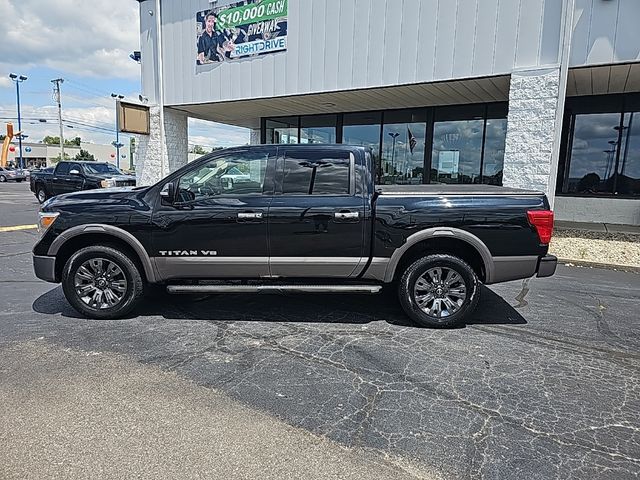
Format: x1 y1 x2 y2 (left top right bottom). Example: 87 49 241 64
111 94 124 169
51 79 65 162
388 132 400 178
9 74 27 169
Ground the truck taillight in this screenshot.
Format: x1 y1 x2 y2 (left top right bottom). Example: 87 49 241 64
527 210 554 245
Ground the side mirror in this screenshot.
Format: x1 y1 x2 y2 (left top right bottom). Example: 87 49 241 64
69 169 81 175
160 182 175 204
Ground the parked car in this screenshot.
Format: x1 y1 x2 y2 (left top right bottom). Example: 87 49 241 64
32 145 556 327
30 161 136 203
0 167 27 182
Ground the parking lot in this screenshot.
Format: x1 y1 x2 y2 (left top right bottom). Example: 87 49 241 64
0 181 639 479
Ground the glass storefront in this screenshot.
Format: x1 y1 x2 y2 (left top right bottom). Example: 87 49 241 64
263 102 508 186
342 112 382 179
559 94 640 197
381 110 427 185
300 114 337 144
265 117 298 144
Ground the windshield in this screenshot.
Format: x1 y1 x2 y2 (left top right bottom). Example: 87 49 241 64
83 163 122 175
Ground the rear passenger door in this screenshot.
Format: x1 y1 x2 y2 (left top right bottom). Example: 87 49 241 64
268 148 366 278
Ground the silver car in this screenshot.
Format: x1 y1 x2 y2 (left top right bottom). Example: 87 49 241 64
0 167 27 182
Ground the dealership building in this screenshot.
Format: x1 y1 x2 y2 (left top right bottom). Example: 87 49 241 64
133 0 640 226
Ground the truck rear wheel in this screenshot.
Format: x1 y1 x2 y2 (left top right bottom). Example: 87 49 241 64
62 245 144 319
398 254 480 328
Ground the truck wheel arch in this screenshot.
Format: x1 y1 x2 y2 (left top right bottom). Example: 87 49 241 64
383 228 495 284
47 224 158 283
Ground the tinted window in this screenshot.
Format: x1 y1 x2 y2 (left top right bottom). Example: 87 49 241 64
56 163 70 175
177 151 268 201
282 151 350 195
83 163 122 175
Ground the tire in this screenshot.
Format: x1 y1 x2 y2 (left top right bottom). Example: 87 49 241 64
36 186 48 204
398 254 480 328
62 245 144 319
0 175 6 182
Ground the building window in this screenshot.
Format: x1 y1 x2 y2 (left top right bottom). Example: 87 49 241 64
559 94 640 198
265 117 298 144
300 115 337 144
342 112 382 179
262 102 507 186
381 109 427 185
431 106 484 184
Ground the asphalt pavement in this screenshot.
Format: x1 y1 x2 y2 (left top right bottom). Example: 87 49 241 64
0 181 639 479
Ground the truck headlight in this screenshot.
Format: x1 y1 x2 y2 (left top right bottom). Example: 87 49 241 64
38 212 59 234
100 178 117 188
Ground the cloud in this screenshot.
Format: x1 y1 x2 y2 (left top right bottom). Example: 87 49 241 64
0 0 140 79
0 77 12 89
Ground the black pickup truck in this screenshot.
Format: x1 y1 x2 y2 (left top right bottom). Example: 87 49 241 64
32 145 556 327
30 160 135 203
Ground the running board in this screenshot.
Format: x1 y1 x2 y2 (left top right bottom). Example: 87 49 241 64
166 285 382 294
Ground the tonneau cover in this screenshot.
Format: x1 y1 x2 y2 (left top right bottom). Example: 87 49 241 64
377 184 543 196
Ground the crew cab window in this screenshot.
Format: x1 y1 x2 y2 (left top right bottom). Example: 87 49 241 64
84 163 121 175
282 151 350 195
177 151 268 201
56 163 70 175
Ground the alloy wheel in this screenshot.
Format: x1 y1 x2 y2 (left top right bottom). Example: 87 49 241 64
74 258 128 310
413 267 467 318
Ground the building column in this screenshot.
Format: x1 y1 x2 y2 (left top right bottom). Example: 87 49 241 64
135 106 188 186
250 128 261 145
502 68 563 205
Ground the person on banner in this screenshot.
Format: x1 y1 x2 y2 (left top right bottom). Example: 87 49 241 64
197 11 223 64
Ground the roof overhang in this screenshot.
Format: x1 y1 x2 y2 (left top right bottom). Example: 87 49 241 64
169 75 511 129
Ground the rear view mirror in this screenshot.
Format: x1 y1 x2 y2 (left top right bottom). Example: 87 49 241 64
160 182 175 203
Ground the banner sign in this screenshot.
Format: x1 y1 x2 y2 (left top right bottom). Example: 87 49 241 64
195 0 288 72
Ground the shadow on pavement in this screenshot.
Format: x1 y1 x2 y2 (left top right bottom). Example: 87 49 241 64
33 284 527 328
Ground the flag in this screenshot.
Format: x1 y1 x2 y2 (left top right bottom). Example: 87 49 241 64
407 128 417 154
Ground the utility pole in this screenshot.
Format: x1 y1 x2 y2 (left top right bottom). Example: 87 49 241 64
51 79 65 161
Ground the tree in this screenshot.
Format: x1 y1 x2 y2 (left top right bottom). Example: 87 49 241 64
51 153 70 163
0 134 5 141
190 144 207 155
42 135 81 146
74 149 95 161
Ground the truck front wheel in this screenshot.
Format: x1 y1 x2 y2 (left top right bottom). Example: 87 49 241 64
62 245 144 319
398 254 480 328
36 186 48 203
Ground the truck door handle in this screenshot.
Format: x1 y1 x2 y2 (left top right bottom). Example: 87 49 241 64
237 212 263 219
334 211 359 219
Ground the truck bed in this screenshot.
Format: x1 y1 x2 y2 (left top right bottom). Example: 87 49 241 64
377 184 543 196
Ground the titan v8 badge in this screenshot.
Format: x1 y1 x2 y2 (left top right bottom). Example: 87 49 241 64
158 250 218 256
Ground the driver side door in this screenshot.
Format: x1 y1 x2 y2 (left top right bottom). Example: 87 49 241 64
151 147 275 281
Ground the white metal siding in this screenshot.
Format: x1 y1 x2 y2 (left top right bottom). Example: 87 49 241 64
570 0 640 67
156 0 565 106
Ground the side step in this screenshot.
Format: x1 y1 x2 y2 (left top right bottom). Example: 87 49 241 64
166 285 382 294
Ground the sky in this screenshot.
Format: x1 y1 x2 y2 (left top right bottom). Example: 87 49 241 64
0 0 249 151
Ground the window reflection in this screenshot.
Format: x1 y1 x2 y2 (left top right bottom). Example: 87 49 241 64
381 110 426 185
300 115 337 144
567 113 621 195
482 118 507 185
617 112 639 196
342 112 382 179
265 117 298 144
431 118 484 184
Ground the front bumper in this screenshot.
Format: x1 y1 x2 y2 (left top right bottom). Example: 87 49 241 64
536 254 557 278
33 255 57 283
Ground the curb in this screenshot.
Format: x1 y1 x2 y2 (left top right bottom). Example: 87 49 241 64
557 258 640 274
